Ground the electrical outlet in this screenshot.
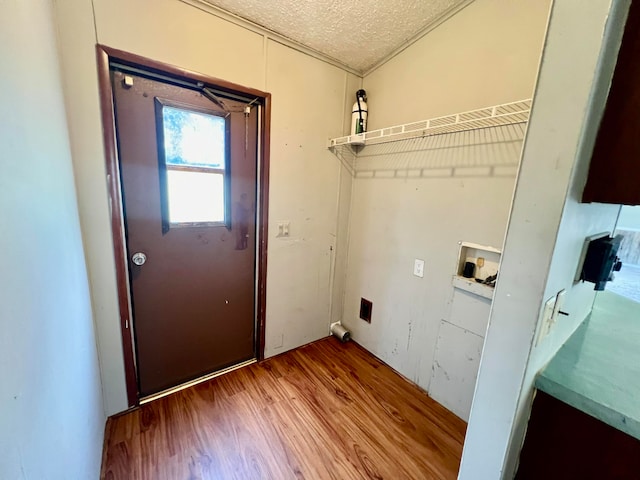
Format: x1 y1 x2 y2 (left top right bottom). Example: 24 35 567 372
413 259 425 278
552 289 566 322
536 296 556 345
276 221 290 237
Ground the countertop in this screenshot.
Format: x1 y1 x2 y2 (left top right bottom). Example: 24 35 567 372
536 290 640 440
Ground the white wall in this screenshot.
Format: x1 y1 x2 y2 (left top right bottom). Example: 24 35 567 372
459 1 628 478
263 40 353 354
504 1 630 475
341 0 550 403
0 0 105 478
55 0 358 414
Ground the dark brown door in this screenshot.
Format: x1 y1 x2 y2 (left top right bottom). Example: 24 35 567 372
112 71 258 397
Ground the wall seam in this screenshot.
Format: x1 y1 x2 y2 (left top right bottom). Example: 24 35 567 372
178 0 361 76
262 34 268 91
327 71 351 327
52 0 110 420
362 0 475 77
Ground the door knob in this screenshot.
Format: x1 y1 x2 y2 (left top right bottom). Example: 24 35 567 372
132 252 147 266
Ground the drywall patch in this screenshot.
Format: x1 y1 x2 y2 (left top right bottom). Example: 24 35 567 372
430 320 483 420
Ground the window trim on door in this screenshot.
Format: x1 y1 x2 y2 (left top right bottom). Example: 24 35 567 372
154 97 232 232
96 44 271 408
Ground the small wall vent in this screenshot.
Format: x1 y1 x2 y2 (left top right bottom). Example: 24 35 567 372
359 298 373 323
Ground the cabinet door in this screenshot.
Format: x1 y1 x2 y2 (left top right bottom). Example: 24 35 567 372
516 391 640 479
582 1 640 205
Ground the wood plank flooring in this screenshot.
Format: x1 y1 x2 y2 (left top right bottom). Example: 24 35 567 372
101 337 467 479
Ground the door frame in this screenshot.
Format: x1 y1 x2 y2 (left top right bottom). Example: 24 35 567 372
96 44 271 407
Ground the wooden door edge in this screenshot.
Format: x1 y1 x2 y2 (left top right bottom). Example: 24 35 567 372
256 95 271 361
96 45 139 407
95 44 271 407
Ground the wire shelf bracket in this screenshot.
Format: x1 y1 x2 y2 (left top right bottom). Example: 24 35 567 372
327 99 532 150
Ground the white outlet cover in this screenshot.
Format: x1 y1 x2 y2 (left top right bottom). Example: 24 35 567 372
552 289 566 321
413 259 425 278
276 221 290 238
536 297 556 346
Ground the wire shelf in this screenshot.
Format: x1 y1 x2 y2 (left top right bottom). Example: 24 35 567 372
328 99 532 149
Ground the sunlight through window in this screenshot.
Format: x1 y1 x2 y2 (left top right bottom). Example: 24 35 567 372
159 104 227 225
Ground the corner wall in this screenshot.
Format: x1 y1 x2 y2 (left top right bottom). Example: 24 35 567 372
459 0 628 477
55 0 359 414
0 0 105 478
504 0 630 475
342 0 550 404
363 0 551 129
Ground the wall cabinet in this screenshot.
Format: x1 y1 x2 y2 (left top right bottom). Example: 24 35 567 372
582 1 640 205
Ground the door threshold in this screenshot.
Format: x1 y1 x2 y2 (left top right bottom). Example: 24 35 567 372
139 358 257 404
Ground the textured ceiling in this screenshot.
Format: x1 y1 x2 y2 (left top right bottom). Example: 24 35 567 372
203 0 470 73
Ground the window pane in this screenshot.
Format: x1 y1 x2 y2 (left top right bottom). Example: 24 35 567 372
167 169 224 223
162 106 225 169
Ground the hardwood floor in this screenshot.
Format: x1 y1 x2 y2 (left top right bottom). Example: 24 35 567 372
101 338 467 479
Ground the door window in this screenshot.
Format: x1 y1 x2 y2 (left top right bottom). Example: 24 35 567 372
156 100 230 229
